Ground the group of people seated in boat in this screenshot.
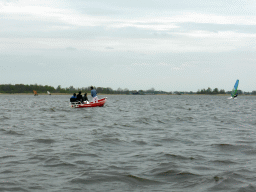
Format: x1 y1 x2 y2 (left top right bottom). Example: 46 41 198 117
70 86 98 104
70 91 88 103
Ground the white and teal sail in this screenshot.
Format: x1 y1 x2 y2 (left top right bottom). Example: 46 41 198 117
231 79 239 97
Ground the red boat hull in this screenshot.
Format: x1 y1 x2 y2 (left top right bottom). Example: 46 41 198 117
71 98 107 108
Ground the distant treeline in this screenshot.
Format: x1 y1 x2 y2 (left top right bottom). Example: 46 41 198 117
196 87 255 95
0 84 133 94
196 88 226 94
0 84 55 94
0 84 255 95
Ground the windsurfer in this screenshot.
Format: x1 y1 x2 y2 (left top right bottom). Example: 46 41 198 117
233 94 238 98
91 86 98 103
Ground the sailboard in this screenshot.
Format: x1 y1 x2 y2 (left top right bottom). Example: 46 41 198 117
228 79 239 99
47 91 51 95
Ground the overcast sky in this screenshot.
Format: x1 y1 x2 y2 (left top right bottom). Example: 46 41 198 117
1 0 256 92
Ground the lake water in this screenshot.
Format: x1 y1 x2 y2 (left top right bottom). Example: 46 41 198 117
0 95 255 192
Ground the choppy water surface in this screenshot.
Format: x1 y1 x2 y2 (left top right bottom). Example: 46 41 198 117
0 95 256 192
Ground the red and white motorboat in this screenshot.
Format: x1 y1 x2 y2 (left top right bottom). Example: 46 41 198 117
70 97 107 108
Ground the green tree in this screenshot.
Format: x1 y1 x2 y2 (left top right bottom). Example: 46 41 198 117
206 87 212 94
212 88 219 94
219 89 225 94
117 88 123 94
56 85 61 92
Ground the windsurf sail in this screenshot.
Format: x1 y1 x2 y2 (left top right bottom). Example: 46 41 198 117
231 79 239 97
47 91 51 95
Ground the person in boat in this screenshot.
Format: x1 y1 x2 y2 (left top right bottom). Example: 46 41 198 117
91 86 98 103
83 93 89 102
70 93 77 102
76 91 83 102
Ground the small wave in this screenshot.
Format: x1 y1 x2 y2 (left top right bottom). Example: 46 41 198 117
69 174 155 185
88 137 128 146
28 155 46 161
241 148 256 155
176 172 199 177
83 115 93 119
156 170 199 178
161 137 178 142
164 153 194 160
43 158 76 168
237 184 256 192
50 107 55 112
236 140 255 144
157 120 165 124
69 152 98 157
39 149 54 153
0 155 15 159
0 187 28 192
44 162 76 167
212 143 235 149
1 169 13 174
210 159 236 165
108 165 127 170
126 174 160 184
134 117 151 124
213 175 223 182
212 143 253 154
100 137 125 144
39 108 48 112
28 185 44 190
102 132 122 138
5 130 23 135
74 177 99 185
69 177 107 185
209 176 243 191
74 160 93 165
121 123 134 127
156 169 178 176
175 106 185 109
132 140 147 145
176 116 193 122
32 138 55 144
193 166 212 171
39 107 58 113
0 116 10 120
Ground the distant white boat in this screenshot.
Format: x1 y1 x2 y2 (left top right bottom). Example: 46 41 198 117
47 91 51 95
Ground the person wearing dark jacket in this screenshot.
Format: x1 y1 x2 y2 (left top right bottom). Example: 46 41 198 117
83 93 89 102
70 93 77 102
76 91 83 102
